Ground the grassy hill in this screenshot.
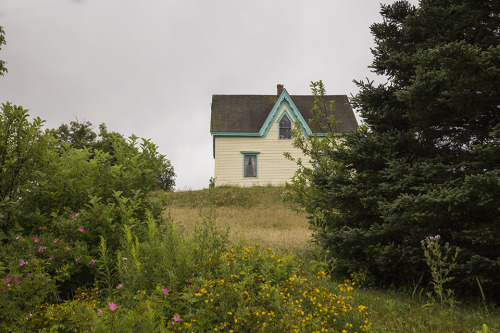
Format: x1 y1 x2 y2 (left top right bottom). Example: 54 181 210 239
165 186 312 250
164 186 500 333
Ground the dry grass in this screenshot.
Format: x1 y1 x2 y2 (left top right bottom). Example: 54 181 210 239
162 187 500 333
164 186 313 251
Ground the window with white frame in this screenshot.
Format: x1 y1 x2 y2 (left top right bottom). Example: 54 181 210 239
279 113 292 139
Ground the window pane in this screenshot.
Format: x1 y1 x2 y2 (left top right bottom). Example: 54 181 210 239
279 114 292 139
280 114 291 127
244 155 257 177
280 128 291 139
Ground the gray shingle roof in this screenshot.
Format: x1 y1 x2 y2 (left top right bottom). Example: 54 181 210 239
210 93 358 134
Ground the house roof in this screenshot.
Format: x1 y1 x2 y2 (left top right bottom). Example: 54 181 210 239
210 92 358 135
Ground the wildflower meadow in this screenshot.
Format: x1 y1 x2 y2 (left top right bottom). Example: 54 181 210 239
0 105 370 332
2 212 371 332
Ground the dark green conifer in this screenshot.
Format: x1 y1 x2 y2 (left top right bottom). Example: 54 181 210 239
291 0 500 301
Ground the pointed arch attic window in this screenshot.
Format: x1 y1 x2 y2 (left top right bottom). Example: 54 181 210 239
279 113 291 140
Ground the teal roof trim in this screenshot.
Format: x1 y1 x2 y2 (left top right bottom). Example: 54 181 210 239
259 89 312 137
211 132 261 137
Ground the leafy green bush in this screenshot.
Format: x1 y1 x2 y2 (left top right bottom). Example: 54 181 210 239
0 103 53 239
0 231 90 331
0 101 175 328
51 120 176 191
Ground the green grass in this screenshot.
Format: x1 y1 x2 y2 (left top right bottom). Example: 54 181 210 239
166 186 500 333
351 286 499 333
166 185 293 209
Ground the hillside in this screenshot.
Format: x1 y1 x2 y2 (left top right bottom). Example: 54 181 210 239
165 186 312 250
165 187 500 332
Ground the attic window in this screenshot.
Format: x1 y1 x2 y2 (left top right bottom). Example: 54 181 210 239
279 114 291 140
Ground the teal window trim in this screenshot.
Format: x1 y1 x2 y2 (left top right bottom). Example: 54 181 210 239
278 111 293 140
241 152 259 178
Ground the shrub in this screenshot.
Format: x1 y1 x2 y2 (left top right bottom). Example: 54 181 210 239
0 231 90 330
28 241 371 332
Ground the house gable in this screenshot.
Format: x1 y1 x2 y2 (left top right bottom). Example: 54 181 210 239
211 89 318 158
210 89 312 138
258 89 312 138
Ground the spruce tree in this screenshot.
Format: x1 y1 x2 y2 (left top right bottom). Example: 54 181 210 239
291 0 500 301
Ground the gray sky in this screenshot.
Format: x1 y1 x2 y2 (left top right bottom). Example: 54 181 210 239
0 0 418 190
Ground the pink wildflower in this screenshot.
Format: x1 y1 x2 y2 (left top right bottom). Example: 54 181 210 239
116 284 122 289
109 303 117 312
19 259 26 266
97 309 102 316
162 288 169 295
50 255 54 260
16 236 21 240
78 227 84 232
53 238 58 243
90 259 95 265
65 247 70 251
33 237 39 243
28 273 33 277
6 275 11 282
173 315 180 322
38 246 43 253
70 214 75 219
96 217 100 221
122 257 127 261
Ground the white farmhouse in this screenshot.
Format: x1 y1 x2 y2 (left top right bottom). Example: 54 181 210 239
210 84 358 187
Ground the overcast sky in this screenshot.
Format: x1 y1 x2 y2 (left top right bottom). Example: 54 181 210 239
0 0 418 190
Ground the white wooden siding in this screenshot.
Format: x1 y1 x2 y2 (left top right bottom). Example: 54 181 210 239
214 106 310 187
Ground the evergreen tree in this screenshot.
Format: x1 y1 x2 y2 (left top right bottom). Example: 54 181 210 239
290 0 500 301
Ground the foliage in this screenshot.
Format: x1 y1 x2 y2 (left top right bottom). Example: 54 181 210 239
421 235 459 308
52 120 99 150
0 103 54 238
51 120 176 191
287 0 500 303
169 245 370 332
2 184 499 332
116 215 195 301
0 26 6 76
27 238 371 332
0 232 90 331
0 97 174 328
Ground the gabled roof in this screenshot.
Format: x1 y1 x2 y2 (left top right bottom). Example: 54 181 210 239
210 88 358 136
